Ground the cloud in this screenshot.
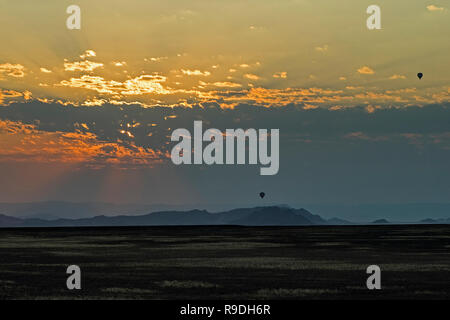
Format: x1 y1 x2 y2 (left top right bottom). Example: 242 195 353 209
1 100 449 143
244 74 260 80
80 50 97 59
389 74 406 80
0 101 448 205
357 66 375 75
0 63 25 78
210 81 242 88
0 89 30 105
0 100 448 175
273 72 288 79
249 26 265 31
2 52 448 110
146 57 168 62
181 69 211 76
40 67 52 73
64 60 104 72
346 86 362 90
427 5 445 12
112 61 127 67
315 45 329 53
58 74 171 95
0 89 23 99
0 119 165 168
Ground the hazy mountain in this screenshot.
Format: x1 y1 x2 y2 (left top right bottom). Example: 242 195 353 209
1 202 450 222
305 203 450 223
0 206 325 227
0 214 23 228
227 207 326 226
327 217 353 225
0 206 448 228
0 201 192 220
372 219 390 224
419 218 450 224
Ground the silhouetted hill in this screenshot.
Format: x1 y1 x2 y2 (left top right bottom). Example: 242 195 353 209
0 201 190 220
0 206 325 227
0 214 23 227
229 207 325 226
0 207 448 228
2 201 450 222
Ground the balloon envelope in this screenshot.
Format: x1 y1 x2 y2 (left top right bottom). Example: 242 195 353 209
259 192 265 199
417 73 423 79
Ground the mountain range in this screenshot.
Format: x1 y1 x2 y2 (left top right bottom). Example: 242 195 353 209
0 206 448 228
0 206 328 227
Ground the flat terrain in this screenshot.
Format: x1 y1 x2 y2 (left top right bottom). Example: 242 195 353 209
0 225 449 299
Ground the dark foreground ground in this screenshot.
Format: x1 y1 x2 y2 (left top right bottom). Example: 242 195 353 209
0 225 449 299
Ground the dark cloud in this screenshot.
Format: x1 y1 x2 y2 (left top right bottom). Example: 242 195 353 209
1 101 449 148
0 101 449 206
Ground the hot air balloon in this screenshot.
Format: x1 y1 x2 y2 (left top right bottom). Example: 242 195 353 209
259 192 265 199
417 73 423 80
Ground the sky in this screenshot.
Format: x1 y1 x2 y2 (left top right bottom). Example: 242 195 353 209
0 1 449 217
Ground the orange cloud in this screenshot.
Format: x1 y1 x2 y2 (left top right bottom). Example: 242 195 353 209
244 74 260 80
273 72 288 79
0 63 25 78
181 69 211 76
58 74 171 95
146 56 168 62
315 45 329 53
389 74 406 80
80 50 97 59
40 67 52 73
0 89 31 105
0 119 166 168
64 60 104 72
113 61 127 67
357 66 375 75
427 5 444 12
199 81 242 88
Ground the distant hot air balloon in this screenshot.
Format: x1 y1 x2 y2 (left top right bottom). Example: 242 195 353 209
259 192 265 199
417 73 423 80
